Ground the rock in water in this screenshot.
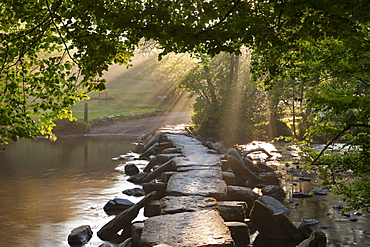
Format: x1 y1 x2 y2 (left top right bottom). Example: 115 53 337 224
292 192 313 198
122 188 145 197
259 172 280 185
302 219 319 226
103 198 135 215
98 191 157 242
249 200 289 239
294 222 313 239
132 142 145 153
260 195 290 215
225 221 250 247
124 163 140 176
127 172 148 184
261 185 286 200
226 154 260 184
296 230 327 247
67 225 93 245
218 201 248 222
227 185 259 216
312 187 330 195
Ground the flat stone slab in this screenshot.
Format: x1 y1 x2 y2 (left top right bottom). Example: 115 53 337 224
166 134 219 158
160 196 218 214
140 210 234 247
176 165 222 172
167 170 227 200
217 201 247 222
174 157 223 171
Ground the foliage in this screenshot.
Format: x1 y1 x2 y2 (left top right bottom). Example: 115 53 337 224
1 0 370 210
247 2 370 210
3 0 368 144
0 0 134 149
178 52 267 145
53 119 91 134
258 38 370 210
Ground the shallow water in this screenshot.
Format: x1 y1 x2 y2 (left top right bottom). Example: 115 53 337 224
0 136 146 247
244 141 370 247
0 138 369 246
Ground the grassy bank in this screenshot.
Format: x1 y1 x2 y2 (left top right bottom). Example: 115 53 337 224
70 53 193 121
54 53 193 133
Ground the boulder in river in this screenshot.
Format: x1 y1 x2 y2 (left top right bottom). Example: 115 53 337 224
131 222 144 247
249 200 289 239
225 221 250 247
227 185 259 216
127 172 148 184
274 212 303 242
296 230 327 247
259 172 280 185
217 201 247 222
98 191 156 243
209 141 228 154
261 185 286 200
139 143 159 159
260 195 290 215
255 160 275 172
67 225 93 245
222 171 236 185
293 192 313 198
131 143 145 153
103 198 135 215
302 219 319 226
142 182 167 200
144 200 161 217
122 187 145 197
227 154 260 184
124 163 140 176
294 222 313 239
311 187 330 196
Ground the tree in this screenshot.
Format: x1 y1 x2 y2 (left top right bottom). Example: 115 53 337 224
2 0 368 146
252 34 370 211
0 0 135 149
178 51 266 145
1 0 370 210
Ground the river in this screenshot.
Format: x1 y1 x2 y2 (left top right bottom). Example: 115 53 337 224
0 136 146 247
0 137 369 246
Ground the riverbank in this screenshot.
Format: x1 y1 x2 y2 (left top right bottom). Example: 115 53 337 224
54 111 192 139
88 111 191 139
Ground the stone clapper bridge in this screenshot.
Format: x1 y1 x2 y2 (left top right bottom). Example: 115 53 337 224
92 131 325 247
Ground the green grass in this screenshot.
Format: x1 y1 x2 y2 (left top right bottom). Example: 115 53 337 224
69 53 191 121
71 99 160 120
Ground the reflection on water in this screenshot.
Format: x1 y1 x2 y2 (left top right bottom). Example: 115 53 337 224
0 136 143 247
1 138 369 246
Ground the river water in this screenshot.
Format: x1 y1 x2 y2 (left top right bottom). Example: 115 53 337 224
0 137 369 246
0 136 146 247
244 141 370 247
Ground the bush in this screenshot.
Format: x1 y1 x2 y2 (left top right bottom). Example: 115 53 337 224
53 119 91 134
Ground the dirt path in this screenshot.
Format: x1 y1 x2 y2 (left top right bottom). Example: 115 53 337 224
88 111 192 139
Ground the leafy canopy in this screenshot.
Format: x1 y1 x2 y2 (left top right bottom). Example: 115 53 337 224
2 0 368 147
2 0 370 210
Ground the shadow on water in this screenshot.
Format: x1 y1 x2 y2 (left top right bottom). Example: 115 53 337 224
0 136 145 247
